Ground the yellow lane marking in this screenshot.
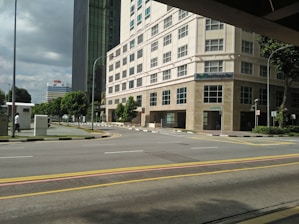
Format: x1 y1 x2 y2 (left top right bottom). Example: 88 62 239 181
1 161 299 200
239 206 299 224
1 154 299 184
190 136 295 146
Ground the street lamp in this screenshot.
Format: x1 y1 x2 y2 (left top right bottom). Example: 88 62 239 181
267 45 291 127
11 0 17 137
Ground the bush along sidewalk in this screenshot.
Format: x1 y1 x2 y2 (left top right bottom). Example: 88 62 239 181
252 126 299 136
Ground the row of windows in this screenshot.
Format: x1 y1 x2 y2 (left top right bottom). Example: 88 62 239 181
108 64 188 88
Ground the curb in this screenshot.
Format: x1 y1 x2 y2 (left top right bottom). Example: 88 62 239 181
0 135 110 143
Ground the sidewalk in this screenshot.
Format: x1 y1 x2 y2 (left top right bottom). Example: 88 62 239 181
1 123 108 142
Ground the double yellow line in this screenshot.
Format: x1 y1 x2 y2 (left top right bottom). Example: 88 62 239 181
1 154 299 200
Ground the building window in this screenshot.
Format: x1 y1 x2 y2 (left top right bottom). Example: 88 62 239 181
177 64 187 77
122 70 127 78
109 53 114 60
242 40 253 54
163 34 172 46
162 90 171 105
241 86 252 104
122 82 127 91
178 45 188 58
123 44 127 53
129 80 134 89
109 76 113 83
177 87 187 104
150 57 158 68
178 9 188 20
150 92 157 106
178 25 188 39
115 73 120 80
108 100 112 105
115 99 119 104
130 20 134 30
137 63 143 73
115 61 120 69
137 78 142 87
205 39 223 51
115 49 121 57
137 34 143 44
241 62 253 74
137 0 142 9
109 64 114 71
164 15 172 29
150 73 157 83
129 67 135 75
204 85 222 103
259 88 267 106
130 39 135 49
115 84 120 92
291 93 299 108
151 41 158 52
276 91 283 107
206 18 224 30
163 69 171 80
137 14 142 25
277 73 285 80
108 86 113 93
260 65 267 77
136 95 142 106
123 57 127 65
151 24 158 36
129 53 135 62
122 97 126 103
145 7 151 19
130 5 135 16
163 51 171 63
204 61 223 72
137 49 143 58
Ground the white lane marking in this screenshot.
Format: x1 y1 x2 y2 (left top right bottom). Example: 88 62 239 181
105 150 144 154
84 143 116 147
0 156 33 159
191 147 219 150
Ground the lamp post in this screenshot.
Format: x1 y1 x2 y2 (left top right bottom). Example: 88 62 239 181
267 45 291 127
11 0 17 137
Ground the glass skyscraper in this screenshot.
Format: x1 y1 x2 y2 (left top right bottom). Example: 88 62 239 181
72 0 120 102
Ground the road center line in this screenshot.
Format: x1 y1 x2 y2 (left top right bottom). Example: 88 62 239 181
191 146 218 150
0 156 33 159
104 150 144 154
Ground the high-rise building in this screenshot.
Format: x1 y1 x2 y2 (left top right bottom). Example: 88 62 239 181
72 0 121 102
46 80 71 102
105 0 299 131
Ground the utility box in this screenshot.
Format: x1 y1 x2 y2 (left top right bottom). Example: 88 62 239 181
0 115 8 136
34 115 48 136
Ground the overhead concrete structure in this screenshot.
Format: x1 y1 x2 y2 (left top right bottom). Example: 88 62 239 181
155 0 299 46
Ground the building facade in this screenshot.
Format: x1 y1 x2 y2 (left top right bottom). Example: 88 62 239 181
72 0 121 102
105 0 299 131
46 80 71 102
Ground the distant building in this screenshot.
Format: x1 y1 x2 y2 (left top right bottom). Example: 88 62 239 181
46 80 71 102
72 0 121 102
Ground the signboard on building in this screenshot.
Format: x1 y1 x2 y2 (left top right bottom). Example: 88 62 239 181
194 72 234 80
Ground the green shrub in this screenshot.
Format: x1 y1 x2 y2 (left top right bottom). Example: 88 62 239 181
252 126 289 134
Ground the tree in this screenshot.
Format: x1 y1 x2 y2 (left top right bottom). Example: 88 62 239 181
0 89 5 105
7 86 31 103
61 91 88 125
48 97 66 123
259 36 299 127
123 96 138 122
115 103 124 121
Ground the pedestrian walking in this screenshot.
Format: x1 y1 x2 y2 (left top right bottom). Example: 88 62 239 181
15 112 20 132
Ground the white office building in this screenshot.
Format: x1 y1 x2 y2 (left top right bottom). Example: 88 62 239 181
105 0 299 131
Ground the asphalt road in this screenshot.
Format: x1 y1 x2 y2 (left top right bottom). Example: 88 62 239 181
1 126 299 223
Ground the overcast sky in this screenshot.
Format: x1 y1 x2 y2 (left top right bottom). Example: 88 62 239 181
0 0 74 103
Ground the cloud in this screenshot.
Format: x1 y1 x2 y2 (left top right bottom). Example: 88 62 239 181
0 0 73 103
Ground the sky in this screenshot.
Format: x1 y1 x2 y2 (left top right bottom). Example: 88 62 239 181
0 0 74 103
